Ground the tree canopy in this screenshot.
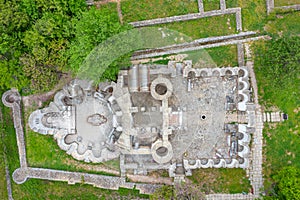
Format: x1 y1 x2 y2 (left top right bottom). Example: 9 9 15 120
273 166 300 200
0 1 129 93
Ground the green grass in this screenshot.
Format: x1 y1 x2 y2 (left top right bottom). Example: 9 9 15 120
206 45 238 67
226 0 239 8
263 122 300 192
253 35 300 195
275 0 300 7
264 11 300 37
12 179 148 200
203 0 220 11
255 59 300 194
185 45 238 67
238 0 267 31
148 44 238 68
188 168 251 193
0 104 8 200
121 0 198 22
157 14 237 39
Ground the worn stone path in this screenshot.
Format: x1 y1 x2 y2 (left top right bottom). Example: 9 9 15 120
127 174 173 185
198 0 204 13
237 42 245 67
87 0 123 24
116 0 123 24
246 54 264 196
220 0 226 10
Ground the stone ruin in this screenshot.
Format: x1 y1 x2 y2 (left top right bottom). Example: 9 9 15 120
29 61 255 178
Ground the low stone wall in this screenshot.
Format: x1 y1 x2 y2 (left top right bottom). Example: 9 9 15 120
266 0 300 14
130 8 242 31
13 167 160 194
206 193 259 200
131 35 267 60
2 89 27 168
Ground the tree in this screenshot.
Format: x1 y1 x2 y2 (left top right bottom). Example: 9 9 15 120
273 166 300 200
67 5 131 73
0 0 87 92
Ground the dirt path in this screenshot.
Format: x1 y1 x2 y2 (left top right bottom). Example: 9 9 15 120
127 174 173 185
94 0 123 24
116 0 123 24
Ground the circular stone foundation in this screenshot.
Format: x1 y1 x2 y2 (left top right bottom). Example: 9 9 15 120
150 77 173 100
151 140 173 164
12 168 28 184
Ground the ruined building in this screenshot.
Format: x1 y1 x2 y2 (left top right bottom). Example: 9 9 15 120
29 61 255 178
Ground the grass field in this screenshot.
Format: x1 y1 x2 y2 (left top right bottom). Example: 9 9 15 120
203 0 220 11
206 45 238 67
226 0 239 8
253 11 300 194
184 45 238 67
264 11 300 37
275 0 300 6
121 0 198 22
256 54 300 193
238 0 267 31
150 45 238 68
122 0 266 33
157 14 237 39
0 105 8 200
188 168 251 193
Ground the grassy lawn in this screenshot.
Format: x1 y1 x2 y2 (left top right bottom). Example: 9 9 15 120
149 44 238 68
121 0 198 22
185 45 238 67
188 168 251 193
206 45 238 67
0 149 7 199
264 11 300 37
0 103 8 200
12 179 148 200
275 0 300 7
203 0 220 11
238 0 267 31
157 14 237 39
253 8 300 192
226 0 239 8
255 52 300 193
